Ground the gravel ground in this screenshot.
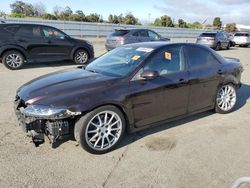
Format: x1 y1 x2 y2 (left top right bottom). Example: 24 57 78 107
0 38 250 188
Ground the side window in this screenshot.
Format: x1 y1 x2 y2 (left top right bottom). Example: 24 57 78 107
16 26 42 37
132 31 139 37
148 31 160 40
42 27 66 39
186 46 220 69
4 25 20 33
144 46 185 75
139 30 148 37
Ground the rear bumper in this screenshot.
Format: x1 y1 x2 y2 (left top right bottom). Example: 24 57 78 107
196 41 216 48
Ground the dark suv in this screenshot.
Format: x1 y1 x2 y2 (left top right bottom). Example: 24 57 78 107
105 29 170 51
0 24 94 70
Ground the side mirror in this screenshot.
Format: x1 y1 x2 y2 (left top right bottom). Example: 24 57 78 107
141 70 159 80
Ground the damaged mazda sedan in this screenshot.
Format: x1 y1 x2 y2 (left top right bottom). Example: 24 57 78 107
14 42 243 154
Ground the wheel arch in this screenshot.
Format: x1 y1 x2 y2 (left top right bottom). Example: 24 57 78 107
0 46 28 61
71 46 90 60
81 102 132 132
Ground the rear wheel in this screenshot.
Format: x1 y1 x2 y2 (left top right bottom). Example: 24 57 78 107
74 49 89 64
2 50 25 70
74 105 125 154
215 84 237 114
215 42 221 51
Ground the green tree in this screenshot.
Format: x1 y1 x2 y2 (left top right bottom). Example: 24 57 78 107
124 12 138 25
42 13 57 20
86 13 101 22
152 18 162 26
213 17 222 29
178 19 187 28
10 0 34 16
161 15 174 27
225 23 237 32
33 2 46 17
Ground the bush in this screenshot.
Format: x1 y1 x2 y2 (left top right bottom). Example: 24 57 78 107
9 13 25 18
42 13 57 20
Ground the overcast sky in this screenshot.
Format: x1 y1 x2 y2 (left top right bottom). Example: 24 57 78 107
1 0 250 25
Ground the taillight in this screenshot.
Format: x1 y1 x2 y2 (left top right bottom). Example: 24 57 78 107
118 37 124 45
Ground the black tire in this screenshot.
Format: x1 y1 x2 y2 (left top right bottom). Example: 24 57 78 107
226 43 230 50
2 50 25 70
74 105 126 154
215 42 221 51
215 84 237 114
74 49 89 64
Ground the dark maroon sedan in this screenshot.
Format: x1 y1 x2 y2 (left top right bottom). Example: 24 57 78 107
14 42 243 154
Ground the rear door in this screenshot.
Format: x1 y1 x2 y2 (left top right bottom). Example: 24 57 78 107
14 25 47 60
137 30 150 42
185 45 224 112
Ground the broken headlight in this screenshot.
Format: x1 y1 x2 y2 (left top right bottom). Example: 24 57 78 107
22 105 76 119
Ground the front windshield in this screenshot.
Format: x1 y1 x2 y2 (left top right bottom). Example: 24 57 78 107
85 46 154 77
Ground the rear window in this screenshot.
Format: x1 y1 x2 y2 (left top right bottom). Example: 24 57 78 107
16 25 42 37
4 25 20 33
235 33 249 37
110 30 129 37
200 33 216 37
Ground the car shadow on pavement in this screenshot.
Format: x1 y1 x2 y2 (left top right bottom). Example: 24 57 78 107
234 83 250 111
117 83 250 150
51 84 250 150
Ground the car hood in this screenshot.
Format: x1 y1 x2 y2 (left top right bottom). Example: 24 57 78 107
17 68 118 105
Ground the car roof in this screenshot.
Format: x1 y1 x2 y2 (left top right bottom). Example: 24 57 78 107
123 41 196 49
0 23 53 27
115 28 152 32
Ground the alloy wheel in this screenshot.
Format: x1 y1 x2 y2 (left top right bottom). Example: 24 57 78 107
216 85 236 111
5 53 23 68
85 110 123 151
76 51 88 64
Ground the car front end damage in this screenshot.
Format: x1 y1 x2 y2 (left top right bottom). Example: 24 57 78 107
14 95 81 147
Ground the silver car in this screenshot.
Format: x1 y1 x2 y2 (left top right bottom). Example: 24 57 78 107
196 31 230 50
233 32 250 47
105 29 170 51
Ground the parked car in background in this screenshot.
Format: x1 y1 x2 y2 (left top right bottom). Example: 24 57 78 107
233 32 250 47
15 42 243 154
0 23 94 70
196 31 230 50
227 33 235 47
105 29 170 51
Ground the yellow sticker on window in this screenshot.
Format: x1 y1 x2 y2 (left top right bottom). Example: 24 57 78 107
165 52 172 60
132 55 141 61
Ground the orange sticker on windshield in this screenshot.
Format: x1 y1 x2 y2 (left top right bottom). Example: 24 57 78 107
165 52 171 60
132 55 141 61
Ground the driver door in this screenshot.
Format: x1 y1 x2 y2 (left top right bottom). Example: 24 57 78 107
129 45 190 127
41 26 74 59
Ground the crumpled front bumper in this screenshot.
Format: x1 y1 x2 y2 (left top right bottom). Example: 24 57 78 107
14 97 74 147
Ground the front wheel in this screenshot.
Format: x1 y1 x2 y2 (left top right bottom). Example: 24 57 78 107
74 105 125 154
215 84 237 114
74 49 89 64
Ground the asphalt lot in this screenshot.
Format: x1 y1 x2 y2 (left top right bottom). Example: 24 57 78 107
0 38 250 188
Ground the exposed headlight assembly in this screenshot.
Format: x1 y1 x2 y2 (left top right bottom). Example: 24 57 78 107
21 105 80 119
